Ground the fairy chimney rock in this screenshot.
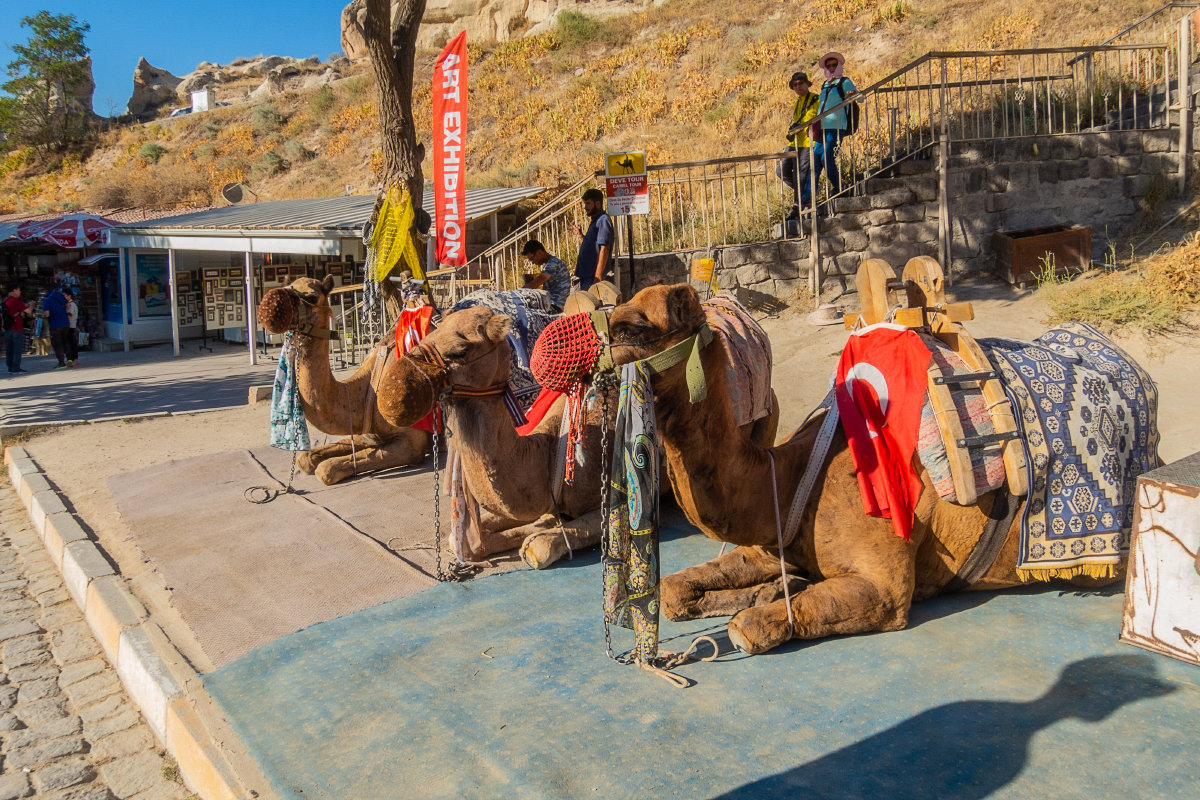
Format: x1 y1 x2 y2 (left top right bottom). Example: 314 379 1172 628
127 57 182 119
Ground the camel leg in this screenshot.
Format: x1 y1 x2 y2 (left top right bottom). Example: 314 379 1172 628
661 546 784 621
298 439 357 474
727 572 914 655
518 508 605 570
314 432 429 485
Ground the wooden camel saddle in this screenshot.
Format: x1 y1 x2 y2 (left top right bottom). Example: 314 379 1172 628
842 256 1027 504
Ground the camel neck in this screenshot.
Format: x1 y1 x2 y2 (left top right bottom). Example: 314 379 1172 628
443 396 553 516
654 341 803 547
293 324 354 433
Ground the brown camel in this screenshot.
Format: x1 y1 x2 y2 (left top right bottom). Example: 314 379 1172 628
374 304 608 568
594 284 1121 654
257 276 430 485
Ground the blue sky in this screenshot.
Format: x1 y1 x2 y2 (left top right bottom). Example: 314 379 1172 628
1 1 346 115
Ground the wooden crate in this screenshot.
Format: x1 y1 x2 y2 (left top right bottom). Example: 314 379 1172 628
1120 451 1200 668
992 224 1091 287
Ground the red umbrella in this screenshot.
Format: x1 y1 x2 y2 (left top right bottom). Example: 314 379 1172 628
15 213 118 248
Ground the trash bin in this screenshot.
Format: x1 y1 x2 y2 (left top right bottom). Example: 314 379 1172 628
992 224 1091 287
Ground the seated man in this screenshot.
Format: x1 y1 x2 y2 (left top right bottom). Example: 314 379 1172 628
521 239 571 311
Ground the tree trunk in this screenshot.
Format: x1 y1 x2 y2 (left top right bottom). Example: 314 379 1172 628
364 0 428 314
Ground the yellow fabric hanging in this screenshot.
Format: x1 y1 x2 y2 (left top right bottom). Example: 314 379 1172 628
369 185 424 281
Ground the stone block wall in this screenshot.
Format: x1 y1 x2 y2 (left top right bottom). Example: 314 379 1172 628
624 129 1181 300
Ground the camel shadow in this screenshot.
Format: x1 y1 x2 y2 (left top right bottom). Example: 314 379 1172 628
710 653 1176 800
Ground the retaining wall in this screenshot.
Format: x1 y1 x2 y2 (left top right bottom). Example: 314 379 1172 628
624 129 1185 299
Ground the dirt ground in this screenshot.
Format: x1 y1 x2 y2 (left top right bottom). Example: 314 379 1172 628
15 277 1200 668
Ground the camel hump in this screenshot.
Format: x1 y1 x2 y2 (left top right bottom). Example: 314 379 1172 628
703 294 774 427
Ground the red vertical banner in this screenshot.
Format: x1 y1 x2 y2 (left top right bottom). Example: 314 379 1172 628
433 31 468 267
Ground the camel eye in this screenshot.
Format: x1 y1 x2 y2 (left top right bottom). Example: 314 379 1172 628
613 320 651 343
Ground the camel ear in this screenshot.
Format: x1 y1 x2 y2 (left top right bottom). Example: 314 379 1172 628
321 274 335 295
485 313 512 344
665 284 704 331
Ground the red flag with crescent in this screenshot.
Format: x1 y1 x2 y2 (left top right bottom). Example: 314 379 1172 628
433 31 467 266
834 324 931 540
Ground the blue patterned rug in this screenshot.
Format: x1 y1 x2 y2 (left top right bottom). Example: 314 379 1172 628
451 288 556 411
980 322 1160 580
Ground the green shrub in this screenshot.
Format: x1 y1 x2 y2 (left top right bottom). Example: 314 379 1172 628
202 123 220 138
343 75 373 100
251 104 284 134
192 143 217 164
138 142 167 163
556 11 627 48
309 85 336 117
253 150 289 175
283 139 315 163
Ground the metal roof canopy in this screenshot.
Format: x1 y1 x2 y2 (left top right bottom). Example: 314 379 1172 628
107 186 544 255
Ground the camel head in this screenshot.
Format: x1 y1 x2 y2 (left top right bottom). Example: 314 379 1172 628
608 283 707 365
257 276 335 335
377 305 513 428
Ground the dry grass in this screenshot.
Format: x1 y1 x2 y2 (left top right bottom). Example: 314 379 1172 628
1040 230 1200 332
0 0 1160 213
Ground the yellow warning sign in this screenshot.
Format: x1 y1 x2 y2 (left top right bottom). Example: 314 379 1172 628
605 151 645 177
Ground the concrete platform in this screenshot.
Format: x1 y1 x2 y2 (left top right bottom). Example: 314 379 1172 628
203 529 1199 800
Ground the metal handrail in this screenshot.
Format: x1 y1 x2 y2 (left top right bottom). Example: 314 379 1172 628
1067 2 1198 65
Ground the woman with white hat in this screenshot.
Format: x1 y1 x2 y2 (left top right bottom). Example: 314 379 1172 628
813 51 857 197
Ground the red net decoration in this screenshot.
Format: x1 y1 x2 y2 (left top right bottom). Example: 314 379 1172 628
531 312 603 391
532 312 605 485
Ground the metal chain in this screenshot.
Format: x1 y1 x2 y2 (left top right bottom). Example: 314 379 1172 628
245 340 303 504
596 375 631 663
429 399 473 583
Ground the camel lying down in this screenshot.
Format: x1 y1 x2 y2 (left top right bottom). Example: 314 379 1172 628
560 284 1138 654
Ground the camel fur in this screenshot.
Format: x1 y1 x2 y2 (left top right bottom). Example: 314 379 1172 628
374 304 609 568
604 284 1121 655
257 276 429 485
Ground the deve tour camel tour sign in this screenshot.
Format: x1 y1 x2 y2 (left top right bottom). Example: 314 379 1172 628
605 151 649 215
433 31 468 266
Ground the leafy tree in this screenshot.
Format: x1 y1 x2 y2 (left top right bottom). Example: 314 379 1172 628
2 11 92 151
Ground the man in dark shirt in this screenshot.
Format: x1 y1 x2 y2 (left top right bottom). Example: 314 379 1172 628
572 188 613 291
42 286 71 369
4 285 30 374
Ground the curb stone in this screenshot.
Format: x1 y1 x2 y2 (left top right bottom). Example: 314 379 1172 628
1 449 255 800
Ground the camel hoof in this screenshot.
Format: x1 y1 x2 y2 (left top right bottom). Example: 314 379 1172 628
296 453 317 474
519 534 560 570
727 607 792 655
660 577 700 621
314 461 348 486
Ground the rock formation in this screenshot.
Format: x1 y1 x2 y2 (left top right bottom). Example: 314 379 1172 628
341 0 658 57
126 58 182 119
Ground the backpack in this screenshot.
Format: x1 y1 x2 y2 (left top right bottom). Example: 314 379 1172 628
833 78 860 135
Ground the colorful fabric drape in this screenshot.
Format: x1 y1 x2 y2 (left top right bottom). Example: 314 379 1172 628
451 288 555 412
603 361 661 664
980 322 1160 580
269 333 311 452
369 186 423 281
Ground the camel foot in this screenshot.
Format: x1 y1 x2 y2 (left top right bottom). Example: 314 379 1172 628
296 452 317 474
519 532 563 570
315 459 351 485
727 605 793 655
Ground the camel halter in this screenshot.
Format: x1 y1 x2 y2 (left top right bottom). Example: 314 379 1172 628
403 342 527 427
286 287 341 340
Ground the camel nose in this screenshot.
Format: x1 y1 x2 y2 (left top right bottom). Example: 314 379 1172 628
378 356 436 428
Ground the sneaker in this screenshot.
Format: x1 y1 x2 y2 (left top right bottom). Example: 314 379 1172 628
14 368 28 373
66 360 75 367
55 364 69 370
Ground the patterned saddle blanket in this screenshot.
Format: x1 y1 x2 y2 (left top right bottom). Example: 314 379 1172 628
704 294 774 427
451 288 556 411
979 322 1160 580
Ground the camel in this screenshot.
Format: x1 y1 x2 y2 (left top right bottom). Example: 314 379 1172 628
577 283 1125 654
373 295 782 569
257 276 430 485
373 303 608 568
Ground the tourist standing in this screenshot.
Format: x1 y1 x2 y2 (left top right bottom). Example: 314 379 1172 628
4 285 31 374
814 52 857 196
521 239 571 311
782 70 819 220
64 287 80 367
42 285 71 370
572 188 613 291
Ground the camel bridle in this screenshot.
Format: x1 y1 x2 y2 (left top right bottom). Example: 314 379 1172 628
284 287 340 340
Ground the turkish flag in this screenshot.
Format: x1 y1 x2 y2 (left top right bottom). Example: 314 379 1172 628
834 323 931 540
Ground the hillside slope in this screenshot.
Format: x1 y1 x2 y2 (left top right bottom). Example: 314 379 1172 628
0 0 1155 215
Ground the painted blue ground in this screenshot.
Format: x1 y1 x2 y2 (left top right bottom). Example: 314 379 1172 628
204 526 1200 799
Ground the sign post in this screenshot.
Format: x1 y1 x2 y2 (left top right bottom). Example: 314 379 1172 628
604 151 649 291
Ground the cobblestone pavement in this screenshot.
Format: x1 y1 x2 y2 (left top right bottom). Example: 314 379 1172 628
0 485 195 800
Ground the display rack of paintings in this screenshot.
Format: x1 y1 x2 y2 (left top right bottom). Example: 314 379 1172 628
174 270 203 328
202 266 251 332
